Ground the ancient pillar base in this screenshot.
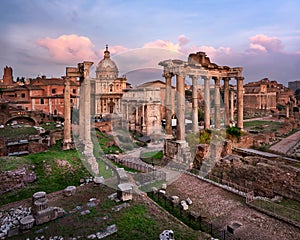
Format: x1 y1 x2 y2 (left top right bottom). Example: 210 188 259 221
62 141 75 151
165 134 173 140
164 139 192 170
83 141 94 156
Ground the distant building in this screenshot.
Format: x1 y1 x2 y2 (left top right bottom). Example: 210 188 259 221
136 80 176 119
91 45 129 118
288 80 300 92
0 66 14 89
0 68 80 118
243 78 295 110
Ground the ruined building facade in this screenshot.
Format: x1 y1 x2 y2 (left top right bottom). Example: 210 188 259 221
243 78 295 110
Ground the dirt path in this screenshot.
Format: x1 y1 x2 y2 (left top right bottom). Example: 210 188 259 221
167 174 300 240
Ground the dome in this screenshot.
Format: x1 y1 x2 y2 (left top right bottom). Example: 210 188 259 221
96 45 119 80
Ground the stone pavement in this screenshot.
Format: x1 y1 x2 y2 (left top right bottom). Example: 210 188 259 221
269 130 300 154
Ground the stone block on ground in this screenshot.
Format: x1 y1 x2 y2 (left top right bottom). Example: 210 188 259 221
63 186 76 197
20 215 35 230
180 201 189 210
186 197 192 205
159 230 175 240
32 191 46 203
117 183 133 202
93 176 104 184
161 183 167 190
171 196 179 204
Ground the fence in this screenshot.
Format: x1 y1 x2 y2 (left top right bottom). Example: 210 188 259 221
185 169 300 229
246 195 300 228
189 168 249 196
150 190 240 240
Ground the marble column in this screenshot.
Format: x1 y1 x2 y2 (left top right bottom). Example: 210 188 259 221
63 77 72 150
164 72 173 138
236 77 244 129
176 73 186 141
223 77 230 126
203 76 210 130
191 75 198 132
214 77 221 129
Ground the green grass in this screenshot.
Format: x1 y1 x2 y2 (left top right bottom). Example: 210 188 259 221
9 184 202 240
243 120 282 129
140 150 164 165
0 126 38 138
0 141 91 205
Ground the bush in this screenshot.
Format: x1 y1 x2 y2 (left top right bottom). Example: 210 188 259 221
226 126 241 138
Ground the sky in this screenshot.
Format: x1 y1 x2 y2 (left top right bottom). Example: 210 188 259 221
1 0 300 86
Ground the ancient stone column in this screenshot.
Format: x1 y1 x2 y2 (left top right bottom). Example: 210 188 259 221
230 89 234 123
135 105 139 131
214 77 221 129
203 76 210 130
236 77 244 129
63 77 72 150
142 103 146 134
79 82 85 142
164 72 173 139
223 77 230 126
191 75 198 132
82 62 94 154
176 73 186 141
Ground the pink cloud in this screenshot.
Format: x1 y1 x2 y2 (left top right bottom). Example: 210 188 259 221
178 34 190 47
248 34 284 53
37 34 97 64
100 45 129 56
143 39 180 52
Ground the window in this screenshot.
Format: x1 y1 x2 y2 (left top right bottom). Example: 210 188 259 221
110 85 113 92
21 93 25 98
52 89 56 94
72 89 76 94
40 98 44 104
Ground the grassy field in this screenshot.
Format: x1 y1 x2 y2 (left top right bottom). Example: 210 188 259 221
243 120 282 132
5 184 204 240
0 142 92 205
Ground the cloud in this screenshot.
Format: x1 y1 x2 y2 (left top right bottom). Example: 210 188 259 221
99 45 129 56
178 34 190 47
37 34 98 64
143 39 180 52
248 34 284 53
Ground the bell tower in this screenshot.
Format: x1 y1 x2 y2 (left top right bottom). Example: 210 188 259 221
3 66 13 85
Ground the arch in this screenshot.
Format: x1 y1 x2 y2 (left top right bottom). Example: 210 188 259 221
5 116 36 125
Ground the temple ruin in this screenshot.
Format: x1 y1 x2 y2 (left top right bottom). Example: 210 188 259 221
159 52 244 165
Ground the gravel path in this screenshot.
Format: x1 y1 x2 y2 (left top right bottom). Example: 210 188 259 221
167 174 300 240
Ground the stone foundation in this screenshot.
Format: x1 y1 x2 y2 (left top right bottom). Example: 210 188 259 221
164 139 192 169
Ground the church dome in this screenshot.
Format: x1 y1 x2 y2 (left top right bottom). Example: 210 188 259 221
96 45 118 80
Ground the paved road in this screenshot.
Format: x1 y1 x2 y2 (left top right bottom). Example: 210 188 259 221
269 130 300 154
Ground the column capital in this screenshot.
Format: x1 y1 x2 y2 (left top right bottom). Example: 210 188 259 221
201 75 210 81
236 76 244 81
213 76 221 87
189 75 200 80
176 71 187 78
163 72 174 79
